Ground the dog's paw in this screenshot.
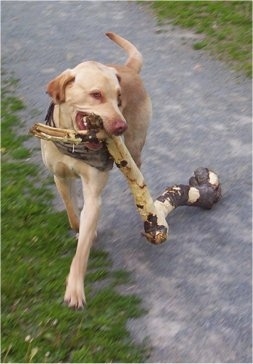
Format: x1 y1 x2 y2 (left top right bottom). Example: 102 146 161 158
64 278 86 310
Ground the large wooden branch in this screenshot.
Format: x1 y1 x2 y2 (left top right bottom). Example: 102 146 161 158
106 136 168 244
29 113 106 144
30 123 86 144
106 136 221 244
29 114 221 244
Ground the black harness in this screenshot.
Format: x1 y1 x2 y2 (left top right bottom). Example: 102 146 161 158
44 103 114 172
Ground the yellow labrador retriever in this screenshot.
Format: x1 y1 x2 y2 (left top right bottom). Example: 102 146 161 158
41 32 151 308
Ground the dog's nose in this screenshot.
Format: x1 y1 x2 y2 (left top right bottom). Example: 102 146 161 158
111 120 128 135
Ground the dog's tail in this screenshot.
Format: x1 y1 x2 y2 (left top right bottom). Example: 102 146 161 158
106 32 143 73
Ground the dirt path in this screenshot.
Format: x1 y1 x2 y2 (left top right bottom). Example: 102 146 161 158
2 2 252 362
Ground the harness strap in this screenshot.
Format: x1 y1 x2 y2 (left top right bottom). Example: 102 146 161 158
44 103 114 172
45 102 56 127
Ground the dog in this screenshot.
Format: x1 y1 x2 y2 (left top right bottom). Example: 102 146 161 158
41 32 152 308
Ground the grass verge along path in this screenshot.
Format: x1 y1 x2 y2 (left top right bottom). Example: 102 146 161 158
1 75 146 363
152 1 252 77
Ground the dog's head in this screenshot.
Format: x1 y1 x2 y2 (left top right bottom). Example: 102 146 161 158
47 61 127 137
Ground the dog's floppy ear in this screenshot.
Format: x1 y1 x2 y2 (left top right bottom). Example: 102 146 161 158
116 73 121 83
46 69 75 104
108 66 121 84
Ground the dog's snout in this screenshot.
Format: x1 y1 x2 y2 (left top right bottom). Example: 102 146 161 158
111 120 128 135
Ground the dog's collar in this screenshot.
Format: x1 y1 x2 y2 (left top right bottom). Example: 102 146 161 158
44 103 114 172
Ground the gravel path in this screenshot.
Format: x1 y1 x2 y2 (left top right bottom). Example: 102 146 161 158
2 1 252 363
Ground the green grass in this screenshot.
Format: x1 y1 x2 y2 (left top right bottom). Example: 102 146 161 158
1 75 147 362
151 1 252 77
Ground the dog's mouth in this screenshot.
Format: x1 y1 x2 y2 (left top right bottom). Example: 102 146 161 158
75 111 104 151
75 112 90 131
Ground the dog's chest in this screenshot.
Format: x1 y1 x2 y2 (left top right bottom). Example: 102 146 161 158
54 140 113 171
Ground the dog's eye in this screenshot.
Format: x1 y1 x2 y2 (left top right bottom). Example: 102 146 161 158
118 94 122 107
90 91 102 100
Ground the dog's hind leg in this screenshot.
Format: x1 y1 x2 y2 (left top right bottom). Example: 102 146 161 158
54 175 80 232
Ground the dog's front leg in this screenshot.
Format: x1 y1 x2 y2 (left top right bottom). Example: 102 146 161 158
64 171 108 309
64 207 96 309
